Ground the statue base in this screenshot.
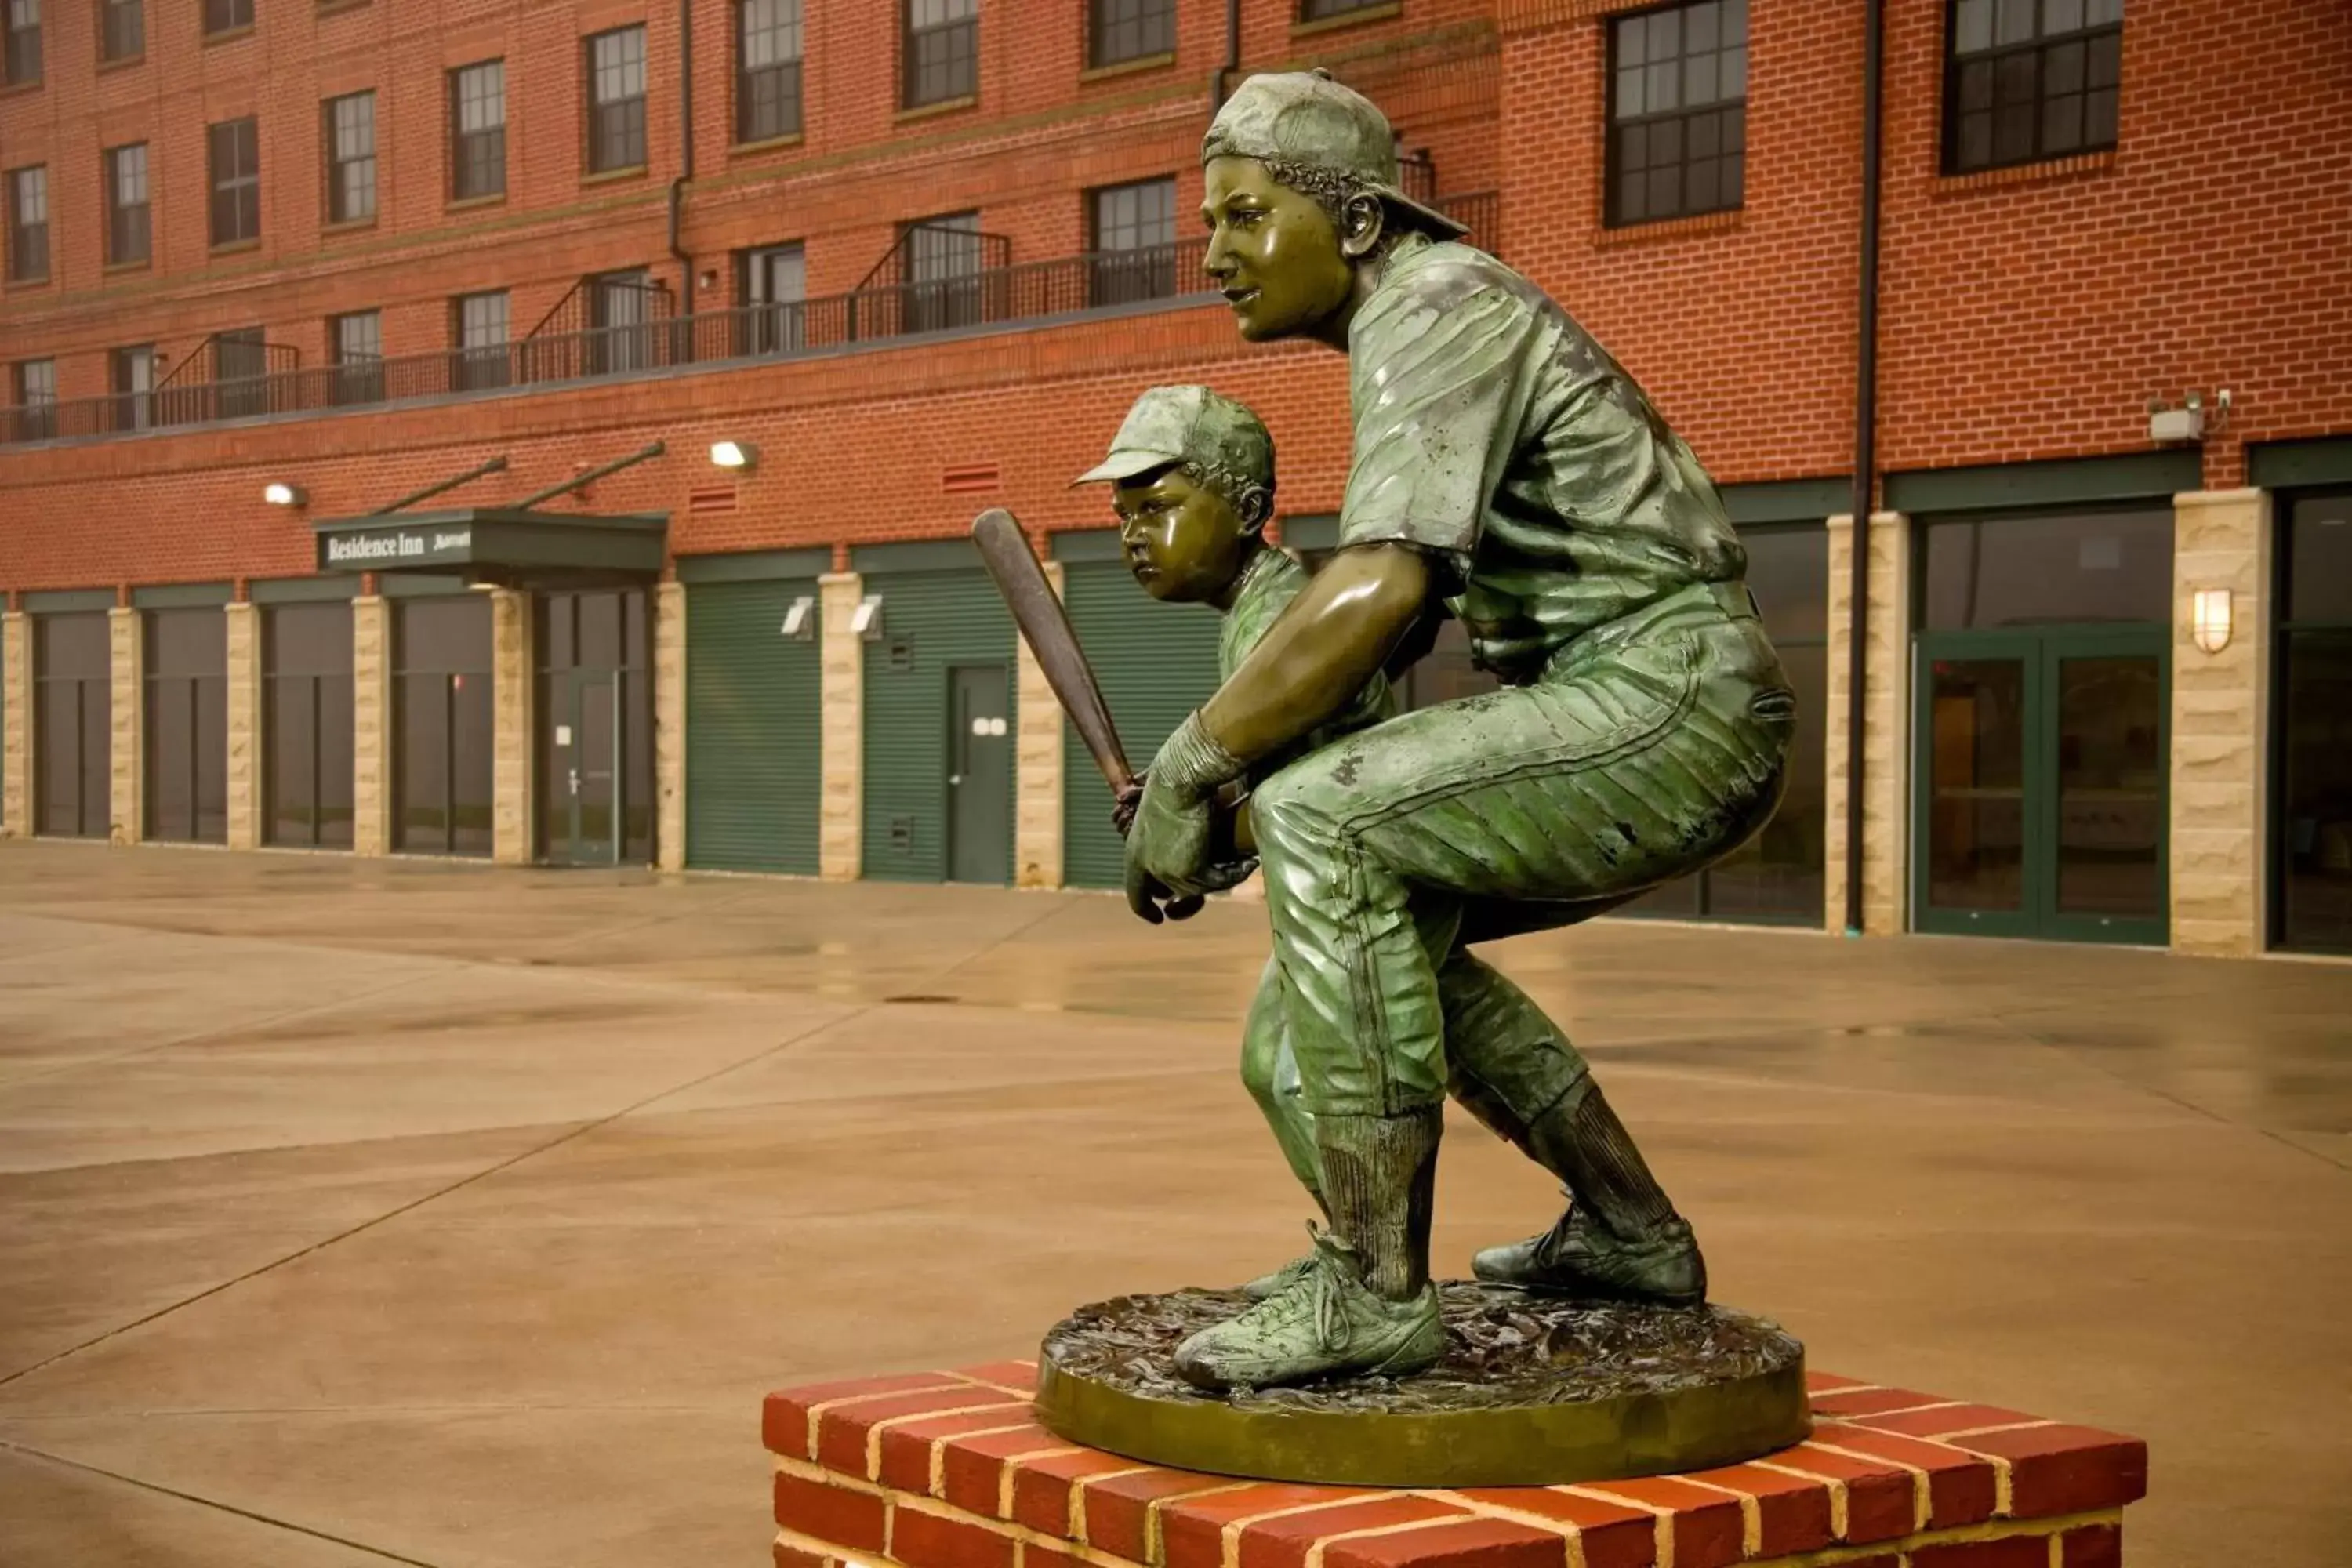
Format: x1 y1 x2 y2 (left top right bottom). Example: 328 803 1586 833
767 1359 2147 1568
1032 1283 1808 1486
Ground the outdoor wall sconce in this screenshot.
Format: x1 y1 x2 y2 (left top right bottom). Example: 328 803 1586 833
710 439 759 473
850 594 884 641
262 482 307 508
780 596 815 641
2192 587 2234 655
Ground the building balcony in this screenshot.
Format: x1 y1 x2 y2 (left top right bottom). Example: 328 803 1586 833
0 195 1500 452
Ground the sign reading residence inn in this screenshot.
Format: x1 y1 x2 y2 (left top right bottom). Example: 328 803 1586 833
310 507 670 582
321 524 475 569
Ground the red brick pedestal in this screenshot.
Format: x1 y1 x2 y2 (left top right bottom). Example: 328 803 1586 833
766 1364 2146 1568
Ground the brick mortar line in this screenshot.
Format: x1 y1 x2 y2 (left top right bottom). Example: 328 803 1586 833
793 1383 978 1461
1069 1465 1159 1543
862 1402 1035 1480
1302 1514 1495 1568
1413 1491 1588 1568
1794 1442 1936 1535
999 1448 1089 1519
1748 1461 1848 1542
779 1504 2128 1568
1558 1485 1673 1568
934 1425 1055 1500
1662 1477 1762 1559
1218 1496 1406 1568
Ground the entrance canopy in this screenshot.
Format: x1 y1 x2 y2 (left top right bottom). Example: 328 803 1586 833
313 506 668 591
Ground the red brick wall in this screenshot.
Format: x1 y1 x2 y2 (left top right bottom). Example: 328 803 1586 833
2 0 2347 596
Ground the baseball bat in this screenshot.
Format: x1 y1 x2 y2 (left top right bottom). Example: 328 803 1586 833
971 508 1137 810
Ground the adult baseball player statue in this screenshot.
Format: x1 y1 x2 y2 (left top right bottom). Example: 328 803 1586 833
1114 70 1800 1396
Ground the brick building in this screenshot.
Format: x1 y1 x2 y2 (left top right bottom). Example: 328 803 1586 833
1 0 2347 957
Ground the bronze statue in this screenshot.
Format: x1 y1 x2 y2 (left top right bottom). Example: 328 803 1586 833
1110 71 1800 1395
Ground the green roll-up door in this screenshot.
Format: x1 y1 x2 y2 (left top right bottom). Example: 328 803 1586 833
686 578 823 873
862 565 1017 882
1058 556 1225 888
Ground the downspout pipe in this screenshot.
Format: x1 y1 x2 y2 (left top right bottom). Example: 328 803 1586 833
1212 0 1240 111
670 0 695 314
1844 0 1885 938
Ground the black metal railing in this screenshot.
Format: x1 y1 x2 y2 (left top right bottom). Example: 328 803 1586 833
0 204 1503 449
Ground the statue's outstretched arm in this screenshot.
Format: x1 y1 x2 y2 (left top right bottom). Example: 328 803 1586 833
1200 543 1430 763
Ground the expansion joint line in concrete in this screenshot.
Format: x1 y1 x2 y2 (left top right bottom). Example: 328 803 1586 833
0 1438 451 1566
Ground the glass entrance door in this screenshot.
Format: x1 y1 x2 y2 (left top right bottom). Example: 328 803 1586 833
560 670 622 866
1914 627 2167 943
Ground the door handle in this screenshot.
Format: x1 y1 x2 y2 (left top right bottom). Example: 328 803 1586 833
568 768 581 796
949 774 963 786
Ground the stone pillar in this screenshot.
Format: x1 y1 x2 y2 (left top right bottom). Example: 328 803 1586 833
2169 488 2271 957
2 612 27 839
654 580 688 873
1821 512 1912 935
109 607 142 846
352 596 391 857
491 589 535 866
818 572 865 881
224 601 261 851
1014 559 1066 889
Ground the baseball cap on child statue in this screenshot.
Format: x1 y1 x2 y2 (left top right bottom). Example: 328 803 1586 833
1071 386 1275 489
1202 70 1469 243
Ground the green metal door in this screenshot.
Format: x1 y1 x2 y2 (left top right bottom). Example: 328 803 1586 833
947 663 1013 884
1913 626 2168 944
1056 543 1225 887
861 556 1015 882
685 577 822 873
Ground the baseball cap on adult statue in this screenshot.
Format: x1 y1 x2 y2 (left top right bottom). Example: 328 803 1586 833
1070 385 1275 488
1202 69 1469 242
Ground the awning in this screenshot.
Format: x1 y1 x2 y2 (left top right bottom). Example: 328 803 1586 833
313 506 669 590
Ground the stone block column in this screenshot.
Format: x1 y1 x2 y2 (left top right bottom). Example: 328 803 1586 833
491 589 535 866
1820 512 1912 935
654 580 688 873
1014 559 1065 890
224 601 261 851
2 612 27 839
2170 488 2272 957
818 572 863 881
352 597 391 857
109 606 142 846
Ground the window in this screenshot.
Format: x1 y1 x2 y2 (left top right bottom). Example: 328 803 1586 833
1090 0 1171 67
1944 0 2122 173
208 118 261 247
111 343 156 430
263 602 356 851
100 0 140 60
1298 0 1388 20
451 61 506 200
738 0 804 143
394 597 496 858
215 325 268 419
203 0 249 34
105 143 150 265
587 27 648 172
903 0 976 109
331 310 383 405
10 358 56 441
589 268 657 372
143 608 229 845
3 0 37 86
325 92 376 223
1606 0 1746 227
1088 177 1176 306
737 242 805 354
7 165 46 281
2274 488 2352 955
902 211 982 332
455 290 510 390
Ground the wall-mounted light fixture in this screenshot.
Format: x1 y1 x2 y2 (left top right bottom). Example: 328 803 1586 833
262 481 307 508
850 594 884 641
780 596 815 641
2191 587 2234 655
710 439 759 473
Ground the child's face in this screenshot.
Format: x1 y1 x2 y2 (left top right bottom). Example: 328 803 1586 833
1112 467 1254 603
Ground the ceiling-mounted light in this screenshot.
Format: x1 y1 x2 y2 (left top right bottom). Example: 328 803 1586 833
710 439 759 473
263 481 307 508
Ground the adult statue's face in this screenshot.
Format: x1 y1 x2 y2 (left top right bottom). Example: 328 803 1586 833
1201 156 1355 343
1112 467 1255 604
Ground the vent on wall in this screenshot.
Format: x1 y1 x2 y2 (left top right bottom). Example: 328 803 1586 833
688 485 739 515
888 815 916 853
942 463 1000 495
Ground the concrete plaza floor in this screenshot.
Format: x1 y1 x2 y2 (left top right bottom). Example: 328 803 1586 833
0 842 2345 1568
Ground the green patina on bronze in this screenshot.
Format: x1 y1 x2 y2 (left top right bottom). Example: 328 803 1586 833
1087 70 1803 1399
1035 1285 1810 1486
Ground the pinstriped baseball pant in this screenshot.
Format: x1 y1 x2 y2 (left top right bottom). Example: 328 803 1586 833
1250 584 1795 1120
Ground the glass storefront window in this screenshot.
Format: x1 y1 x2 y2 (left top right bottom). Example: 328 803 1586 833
536 590 654 865
263 601 356 849
1918 508 2173 630
143 607 228 844
2275 489 2352 954
394 597 495 857
34 613 109 839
